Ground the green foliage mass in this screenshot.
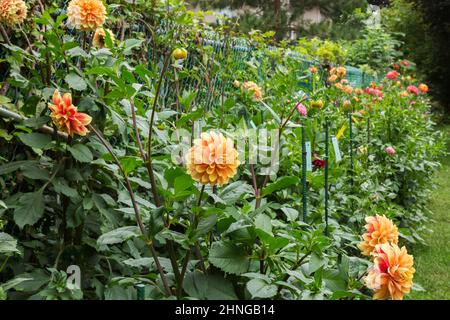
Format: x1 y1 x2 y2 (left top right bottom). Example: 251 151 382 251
0 0 445 300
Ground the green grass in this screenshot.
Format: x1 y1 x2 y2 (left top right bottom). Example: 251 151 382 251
409 125 450 300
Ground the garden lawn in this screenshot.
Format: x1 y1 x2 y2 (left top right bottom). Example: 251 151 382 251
410 125 450 300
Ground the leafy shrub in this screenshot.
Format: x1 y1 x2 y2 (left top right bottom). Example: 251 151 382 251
346 24 403 76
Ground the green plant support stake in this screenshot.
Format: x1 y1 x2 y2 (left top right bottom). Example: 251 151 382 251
136 283 145 300
301 123 307 220
367 116 371 168
324 120 329 235
348 111 354 187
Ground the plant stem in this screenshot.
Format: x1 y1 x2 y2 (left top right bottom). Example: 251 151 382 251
88 124 172 296
249 163 261 208
130 102 147 162
177 248 191 298
0 25 12 46
197 185 205 207
130 101 181 286
146 53 171 208
193 185 207 273
258 97 307 202
18 25 33 52
356 270 367 283
0 256 10 273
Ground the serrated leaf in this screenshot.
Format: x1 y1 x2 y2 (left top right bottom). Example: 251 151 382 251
122 39 144 55
97 226 140 246
66 46 88 58
18 133 51 149
254 214 272 235
308 252 325 275
123 258 152 269
13 191 45 229
218 181 253 205
183 271 238 300
65 73 87 91
262 176 299 197
119 156 142 175
246 278 277 298
174 174 194 195
208 241 250 275
256 229 289 253
68 144 93 163
22 166 50 181
192 214 217 240
280 207 298 221
0 232 20 254
0 160 38 175
52 178 78 197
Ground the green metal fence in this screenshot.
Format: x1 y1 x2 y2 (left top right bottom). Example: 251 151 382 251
0 23 379 111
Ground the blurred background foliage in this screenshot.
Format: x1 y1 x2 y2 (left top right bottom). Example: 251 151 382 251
188 0 450 115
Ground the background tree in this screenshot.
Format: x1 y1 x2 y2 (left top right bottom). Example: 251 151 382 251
382 0 450 114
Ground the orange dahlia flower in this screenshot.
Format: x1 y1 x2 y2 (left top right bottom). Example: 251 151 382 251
48 90 92 137
243 81 262 101
354 88 363 95
309 66 318 74
328 74 338 83
365 243 415 300
334 82 343 90
358 215 399 256
336 66 346 77
93 27 114 48
342 100 351 110
67 0 106 31
344 86 353 94
418 83 429 93
0 0 27 26
186 131 240 186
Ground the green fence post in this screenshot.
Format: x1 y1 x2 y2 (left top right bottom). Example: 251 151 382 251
301 123 307 221
324 120 329 235
348 112 354 188
367 116 371 168
136 283 145 300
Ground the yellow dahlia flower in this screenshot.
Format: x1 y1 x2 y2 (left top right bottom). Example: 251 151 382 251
92 27 114 48
358 215 399 256
365 243 415 300
67 0 106 31
186 131 240 186
0 0 27 26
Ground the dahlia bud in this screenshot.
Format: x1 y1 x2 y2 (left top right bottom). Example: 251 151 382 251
296 103 307 117
172 48 188 60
